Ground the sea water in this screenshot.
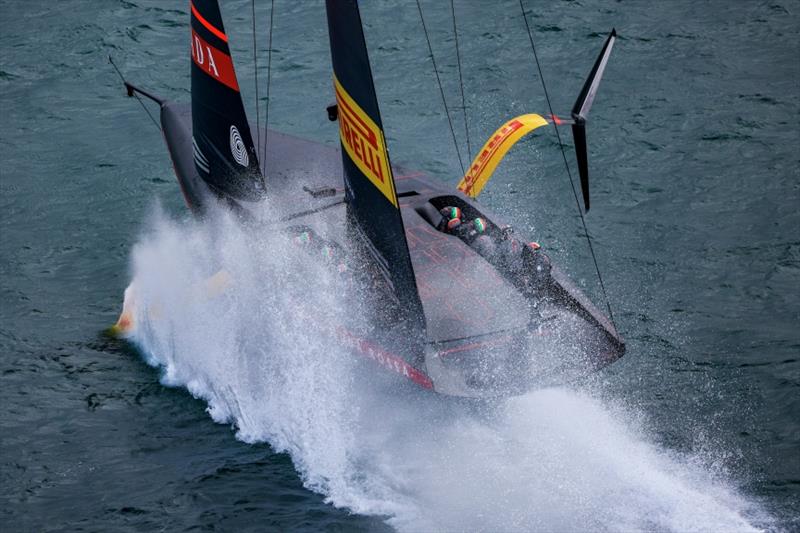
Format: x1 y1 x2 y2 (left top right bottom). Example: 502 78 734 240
123 204 770 531
1 0 797 530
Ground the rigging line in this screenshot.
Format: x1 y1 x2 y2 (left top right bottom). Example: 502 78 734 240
261 0 275 177
517 0 618 330
251 0 260 166
450 0 471 161
132 94 162 132
108 55 161 132
415 0 465 176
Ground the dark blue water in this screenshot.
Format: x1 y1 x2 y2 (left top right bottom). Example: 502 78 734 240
2 0 798 531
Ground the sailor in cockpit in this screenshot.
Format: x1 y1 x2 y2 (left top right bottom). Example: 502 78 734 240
438 206 551 288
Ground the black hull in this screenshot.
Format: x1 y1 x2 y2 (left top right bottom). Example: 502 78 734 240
160 101 624 398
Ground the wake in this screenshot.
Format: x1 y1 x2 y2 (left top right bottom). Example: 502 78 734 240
123 204 768 532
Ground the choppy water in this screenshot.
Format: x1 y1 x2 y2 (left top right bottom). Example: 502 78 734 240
1 0 798 531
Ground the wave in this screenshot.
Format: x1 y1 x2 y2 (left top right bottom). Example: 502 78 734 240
123 203 769 532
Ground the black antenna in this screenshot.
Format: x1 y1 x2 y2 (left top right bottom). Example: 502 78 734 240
571 29 616 211
572 29 616 121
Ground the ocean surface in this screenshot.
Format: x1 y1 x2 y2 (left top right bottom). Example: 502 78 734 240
1 0 798 531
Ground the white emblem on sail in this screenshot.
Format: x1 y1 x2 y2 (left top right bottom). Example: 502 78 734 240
192 136 210 173
229 125 249 167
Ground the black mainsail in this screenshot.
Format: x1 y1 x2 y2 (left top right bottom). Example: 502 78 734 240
325 0 426 341
191 0 264 201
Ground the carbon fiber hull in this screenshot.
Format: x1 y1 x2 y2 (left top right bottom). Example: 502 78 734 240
160 101 624 398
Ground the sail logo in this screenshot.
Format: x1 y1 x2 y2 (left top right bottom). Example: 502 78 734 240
460 119 524 196
190 29 240 92
229 126 249 167
333 75 397 208
457 114 549 198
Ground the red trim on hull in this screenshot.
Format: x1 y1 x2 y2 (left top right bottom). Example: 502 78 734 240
338 328 433 389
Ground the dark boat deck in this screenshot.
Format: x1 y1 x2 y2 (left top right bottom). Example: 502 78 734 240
258 125 532 345
160 102 623 396
402 207 530 343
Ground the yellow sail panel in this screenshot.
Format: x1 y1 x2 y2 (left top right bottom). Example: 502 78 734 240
457 113 549 198
333 74 397 208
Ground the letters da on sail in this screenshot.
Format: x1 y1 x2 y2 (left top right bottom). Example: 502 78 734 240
190 29 239 92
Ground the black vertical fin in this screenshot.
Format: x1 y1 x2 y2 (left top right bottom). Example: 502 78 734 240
571 121 590 211
570 28 616 212
191 0 264 201
325 0 426 340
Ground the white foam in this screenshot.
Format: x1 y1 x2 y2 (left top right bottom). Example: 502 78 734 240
126 204 769 532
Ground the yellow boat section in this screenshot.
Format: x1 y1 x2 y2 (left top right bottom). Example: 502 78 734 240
457 113 549 198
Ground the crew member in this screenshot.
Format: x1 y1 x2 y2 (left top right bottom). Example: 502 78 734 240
438 206 550 286
438 206 463 232
439 207 493 252
462 217 496 257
